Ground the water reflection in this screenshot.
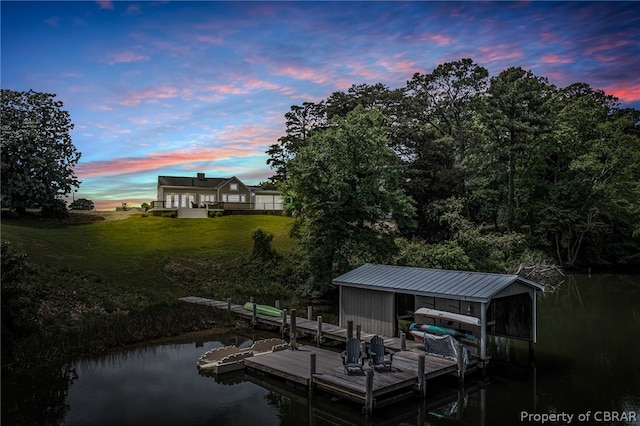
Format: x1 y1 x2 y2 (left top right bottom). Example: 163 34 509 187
3 274 639 425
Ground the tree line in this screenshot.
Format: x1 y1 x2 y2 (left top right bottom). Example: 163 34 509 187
267 58 640 286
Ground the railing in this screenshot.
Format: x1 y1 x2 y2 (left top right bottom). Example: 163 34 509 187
150 200 284 211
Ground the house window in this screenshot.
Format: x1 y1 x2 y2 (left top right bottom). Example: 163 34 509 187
165 194 172 208
224 194 246 203
201 194 215 206
230 183 238 191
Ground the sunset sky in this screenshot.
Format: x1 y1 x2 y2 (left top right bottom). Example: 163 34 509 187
2 1 639 210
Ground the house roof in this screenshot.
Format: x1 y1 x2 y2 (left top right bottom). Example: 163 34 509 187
158 175 229 189
332 263 544 303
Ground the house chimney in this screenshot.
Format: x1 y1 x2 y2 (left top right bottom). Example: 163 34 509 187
197 172 205 180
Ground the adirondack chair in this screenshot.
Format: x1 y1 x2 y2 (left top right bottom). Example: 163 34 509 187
367 335 395 370
340 338 365 375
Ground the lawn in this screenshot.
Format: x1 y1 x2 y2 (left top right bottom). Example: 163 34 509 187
2 212 301 365
1 212 298 308
2 212 295 279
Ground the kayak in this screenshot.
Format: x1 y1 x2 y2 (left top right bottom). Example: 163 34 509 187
414 307 481 327
242 302 283 317
410 323 476 340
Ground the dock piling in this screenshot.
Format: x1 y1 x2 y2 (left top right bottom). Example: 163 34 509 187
417 354 426 398
309 352 316 396
307 305 312 320
252 302 257 328
456 342 465 385
226 298 231 319
289 309 297 350
281 308 288 338
400 331 406 351
364 369 374 416
316 316 323 347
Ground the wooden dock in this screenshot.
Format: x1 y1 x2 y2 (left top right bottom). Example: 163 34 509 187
181 296 483 414
179 296 422 351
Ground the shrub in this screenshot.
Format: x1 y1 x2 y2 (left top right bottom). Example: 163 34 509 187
162 212 177 218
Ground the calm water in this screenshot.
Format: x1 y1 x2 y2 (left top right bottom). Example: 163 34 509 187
3 274 639 425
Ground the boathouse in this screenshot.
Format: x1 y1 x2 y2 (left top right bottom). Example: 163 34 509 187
333 263 544 360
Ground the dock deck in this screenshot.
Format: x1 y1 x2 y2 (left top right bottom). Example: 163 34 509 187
181 296 483 413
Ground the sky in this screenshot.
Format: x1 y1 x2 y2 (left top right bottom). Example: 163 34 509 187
2 1 639 210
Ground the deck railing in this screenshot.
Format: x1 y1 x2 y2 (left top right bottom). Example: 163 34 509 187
150 200 283 211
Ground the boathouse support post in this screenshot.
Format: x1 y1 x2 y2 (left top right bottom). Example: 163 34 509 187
456 342 465 385
290 309 297 350
400 332 406 351
347 320 353 339
281 309 288 338
309 353 316 397
417 354 426 398
364 369 374 416
480 302 487 361
316 316 323 347
308 305 312 320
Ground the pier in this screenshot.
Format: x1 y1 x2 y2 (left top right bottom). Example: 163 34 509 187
181 296 485 414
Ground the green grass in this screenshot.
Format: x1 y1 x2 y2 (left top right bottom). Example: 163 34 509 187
2 213 296 284
2 212 302 366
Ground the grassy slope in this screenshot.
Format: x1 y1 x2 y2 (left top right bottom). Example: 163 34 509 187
1 213 297 307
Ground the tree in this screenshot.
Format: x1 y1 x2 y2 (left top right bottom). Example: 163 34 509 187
1 89 81 217
483 67 555 232
266 101 326 185
69 198 94 211
286 106 415 288
537 85 640 266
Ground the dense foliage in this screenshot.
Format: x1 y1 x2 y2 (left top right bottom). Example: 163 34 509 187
268 59 640 276
69 198 94 210
285 106 416 286
1 89 80 218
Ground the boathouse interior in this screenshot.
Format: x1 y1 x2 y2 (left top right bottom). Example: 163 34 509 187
333 263 545 360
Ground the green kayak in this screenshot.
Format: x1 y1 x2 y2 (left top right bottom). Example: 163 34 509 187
243 302 283 318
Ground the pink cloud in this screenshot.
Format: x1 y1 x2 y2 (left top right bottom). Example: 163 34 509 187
96 1 114 10
272 65 330 85
476 45 524 63
75 145 261 179
540 54 574 64
105 51 149 65
120 86 179 105
584 39 632 55
408 33 454 46
604 84 640 103
377 55 420 76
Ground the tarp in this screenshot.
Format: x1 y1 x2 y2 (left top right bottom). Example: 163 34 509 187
423 333 470 371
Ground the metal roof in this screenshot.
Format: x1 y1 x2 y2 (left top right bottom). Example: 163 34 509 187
158 175 228 189
333 263 544 303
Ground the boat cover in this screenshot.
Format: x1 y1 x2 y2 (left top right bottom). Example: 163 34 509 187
423 333 470 371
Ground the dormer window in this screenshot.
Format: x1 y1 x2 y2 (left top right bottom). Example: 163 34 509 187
230 183 238 191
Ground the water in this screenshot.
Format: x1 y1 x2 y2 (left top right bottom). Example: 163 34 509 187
3 274 639 425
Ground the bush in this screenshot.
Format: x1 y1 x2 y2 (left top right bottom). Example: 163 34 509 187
69 198 94 210
208 211 223 218
251 228 275 260
40 199 69 219
162 212 177 218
